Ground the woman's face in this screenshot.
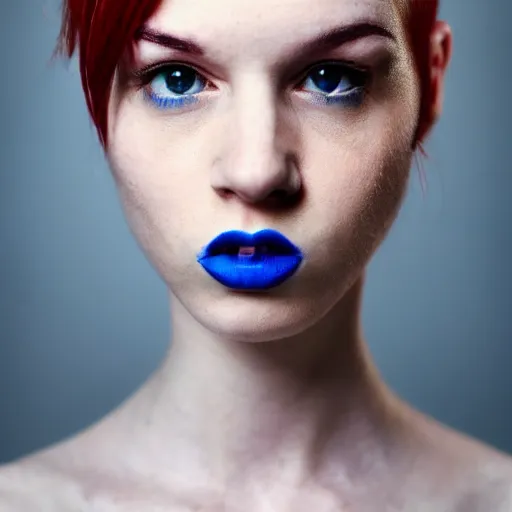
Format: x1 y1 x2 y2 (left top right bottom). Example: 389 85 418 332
107 0 420 341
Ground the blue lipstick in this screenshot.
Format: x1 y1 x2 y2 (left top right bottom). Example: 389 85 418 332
197 229 304 290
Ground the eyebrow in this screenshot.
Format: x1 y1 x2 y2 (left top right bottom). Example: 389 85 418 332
134 21 395 57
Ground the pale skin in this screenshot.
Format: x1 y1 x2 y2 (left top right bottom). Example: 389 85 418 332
1 0 512 510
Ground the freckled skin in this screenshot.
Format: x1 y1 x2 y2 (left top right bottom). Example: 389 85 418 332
2 0 512 510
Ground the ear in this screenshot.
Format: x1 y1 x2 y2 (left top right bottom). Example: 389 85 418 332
430 20 453 121
418 20 453 142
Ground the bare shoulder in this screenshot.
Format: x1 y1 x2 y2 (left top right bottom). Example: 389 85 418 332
0 456 84 511
457 448 512 512
429 422 512 512
399 410 512 512
0 460 45 511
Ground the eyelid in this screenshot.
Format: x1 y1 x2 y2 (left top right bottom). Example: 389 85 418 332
132 59 370 91
290 59 370 87
131 61 215 88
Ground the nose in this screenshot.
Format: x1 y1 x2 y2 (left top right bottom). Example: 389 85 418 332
210 85 302 206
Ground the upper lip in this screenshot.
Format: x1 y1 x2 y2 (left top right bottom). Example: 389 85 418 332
198 229 302 258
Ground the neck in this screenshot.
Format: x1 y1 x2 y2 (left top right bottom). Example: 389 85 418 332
96 274 409 494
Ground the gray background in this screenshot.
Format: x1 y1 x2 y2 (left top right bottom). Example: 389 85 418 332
0 1 511 463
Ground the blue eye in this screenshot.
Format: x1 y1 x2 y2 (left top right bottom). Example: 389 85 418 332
300 63 368 106
144 64 208 110
142 62 368 111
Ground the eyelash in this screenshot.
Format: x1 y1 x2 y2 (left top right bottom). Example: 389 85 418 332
132 60 370 112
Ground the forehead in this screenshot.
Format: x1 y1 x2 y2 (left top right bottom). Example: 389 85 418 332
150 0 399 22
143 0 404 60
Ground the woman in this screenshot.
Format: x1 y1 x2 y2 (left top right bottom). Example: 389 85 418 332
1 0 511 509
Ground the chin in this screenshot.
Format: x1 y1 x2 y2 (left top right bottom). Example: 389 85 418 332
176 280 342 343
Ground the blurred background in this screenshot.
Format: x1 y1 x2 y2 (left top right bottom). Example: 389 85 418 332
0 1 511 463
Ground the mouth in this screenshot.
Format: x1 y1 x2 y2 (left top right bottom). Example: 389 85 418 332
199 229 301 258
197 229 304 290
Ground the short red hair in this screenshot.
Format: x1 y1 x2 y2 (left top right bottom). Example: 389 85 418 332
54 0 439 150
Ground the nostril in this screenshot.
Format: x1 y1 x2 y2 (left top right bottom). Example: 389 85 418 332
218 188 234 199
270 189 289 199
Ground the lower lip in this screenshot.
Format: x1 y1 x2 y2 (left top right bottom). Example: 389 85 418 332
197 252 303 290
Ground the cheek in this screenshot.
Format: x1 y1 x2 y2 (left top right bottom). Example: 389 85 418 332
302 106 414 249
289 116 413 307
106 108 204 274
